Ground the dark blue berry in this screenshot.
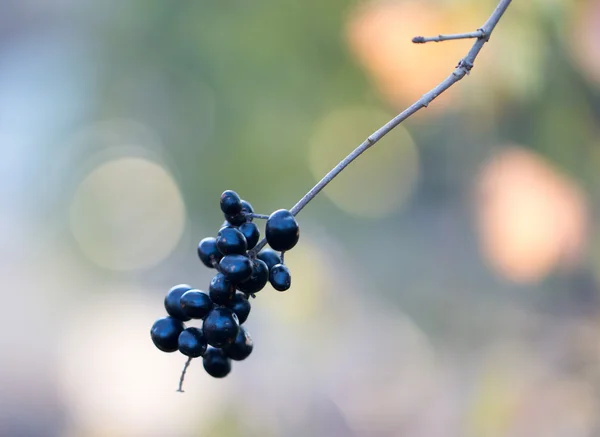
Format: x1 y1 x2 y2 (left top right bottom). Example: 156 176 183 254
209 272 236 305
225 199 254 226
220 190 242 216
227 292 251 324
178 327 207 358
203 307 240 347
164 284 192 321
198 237 222 268
241 200 254 216
225 214 245 226
180 289 213 319
237 259 269 294
265 209 299 251
257 249 282 270
239 222 260 250
216 227 247 255
203 347 231 378
219 254 253 283
151 316 186 352
224 327 253 361
269 264 291 291
218 223 234 236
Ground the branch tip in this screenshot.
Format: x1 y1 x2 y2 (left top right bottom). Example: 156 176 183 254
257 0 512 220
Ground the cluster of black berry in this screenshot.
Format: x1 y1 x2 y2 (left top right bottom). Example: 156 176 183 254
150 190 300 388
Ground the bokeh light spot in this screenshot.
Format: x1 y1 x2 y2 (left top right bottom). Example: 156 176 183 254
474 146 587 283
69 157 186 271
58 290 225 436
309 107 418 218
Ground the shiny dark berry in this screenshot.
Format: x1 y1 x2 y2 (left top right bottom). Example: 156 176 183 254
225 213 245 226
198 237 222 268
237 259 269 294
241 200 254 215
203 307 240 347
218 223 234 236
209 272 236 305
203 347 231 378
239 222 260 250
216 227 247 255
269 264 291 291
180 289 213 319
220 190 242 216
257 249 282 270
219 254 253 283
227 292 251 324
225 199 254 226
224 327 253 361
178 327 207 358
265 209 300 251
151 316 186 352
164 284 192 321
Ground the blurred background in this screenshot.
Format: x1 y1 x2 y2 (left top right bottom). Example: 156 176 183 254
2 0 600 435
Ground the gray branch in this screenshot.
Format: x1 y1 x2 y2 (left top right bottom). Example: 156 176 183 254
250 0 512 255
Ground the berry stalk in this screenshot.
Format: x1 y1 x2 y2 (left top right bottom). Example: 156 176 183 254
177 357 192 392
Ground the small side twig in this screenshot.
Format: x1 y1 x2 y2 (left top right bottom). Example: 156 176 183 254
177 357 193 392
248 213 270 220
249 0 512 256
412 29 486 44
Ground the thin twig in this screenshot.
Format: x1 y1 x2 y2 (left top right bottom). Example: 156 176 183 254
412 29 486 44
176 357 193 392
250 0 512 256
248 213 270 220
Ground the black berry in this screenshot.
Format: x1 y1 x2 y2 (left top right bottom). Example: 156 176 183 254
269 264 291 291
203 307 240 348
241 200 254 216
225 214 245 226
218 222 233 235
180 289 213 319
209 272 236 305
151 316 186 352
239 222 260 250
225 199 254 226
227 292 251 324
224 327 253 361
257 249 282 270
164 284 192 321
220 190 242 216
216 227 247 255
237 259 269 294
178 327 207 358
219 254 253 283
198 237 222 268
203 347 231 378
265 209 300 251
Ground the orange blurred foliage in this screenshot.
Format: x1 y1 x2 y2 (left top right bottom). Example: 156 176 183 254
569 0 600 86
346 0 479 111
